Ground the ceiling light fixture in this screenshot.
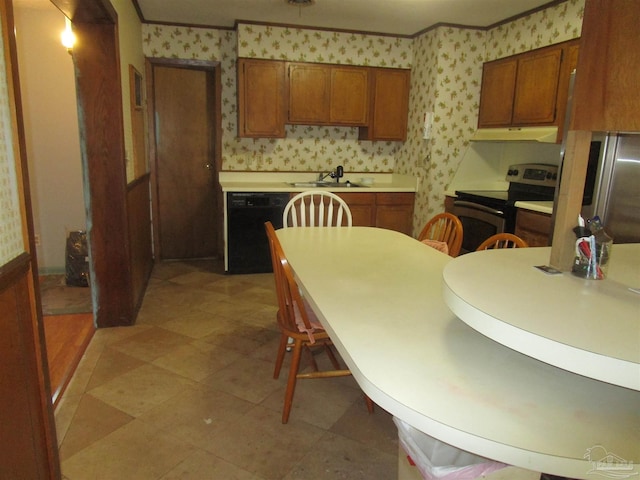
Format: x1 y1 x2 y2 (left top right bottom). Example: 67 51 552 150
286 0 315 17
286 0 315 6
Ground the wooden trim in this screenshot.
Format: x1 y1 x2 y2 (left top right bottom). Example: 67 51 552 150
72 19 135 327
0 253 30 293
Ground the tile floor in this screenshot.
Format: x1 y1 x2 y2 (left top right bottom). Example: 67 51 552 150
55 260 399 480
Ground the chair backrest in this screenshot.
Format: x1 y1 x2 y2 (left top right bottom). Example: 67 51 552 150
264 221 314 335
418 213 464 257
283 191 352 227
476 233 529 251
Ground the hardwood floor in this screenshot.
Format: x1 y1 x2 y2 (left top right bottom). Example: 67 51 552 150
43 313 95 408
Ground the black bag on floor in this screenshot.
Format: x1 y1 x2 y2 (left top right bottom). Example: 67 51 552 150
65 231 89 287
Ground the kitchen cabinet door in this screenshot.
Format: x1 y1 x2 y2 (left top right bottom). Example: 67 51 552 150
512 47 562 125
336 192 376 226
515 209 552 247
360 68 410 141
375 193 414 235
237 59 286 138
330 67 369 125
288 63 330 124
571 0 640 132
477 58 517 127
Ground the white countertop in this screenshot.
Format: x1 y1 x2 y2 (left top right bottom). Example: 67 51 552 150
219 171 417 192
514 200 553 215
443 245 640 390
276 227 639 479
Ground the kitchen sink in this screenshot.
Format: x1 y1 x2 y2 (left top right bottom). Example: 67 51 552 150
289 181 366 188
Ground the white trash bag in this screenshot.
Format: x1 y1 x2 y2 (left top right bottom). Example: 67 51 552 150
394 417 507 480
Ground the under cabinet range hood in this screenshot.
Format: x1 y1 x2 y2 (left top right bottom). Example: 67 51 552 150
470 126 559 143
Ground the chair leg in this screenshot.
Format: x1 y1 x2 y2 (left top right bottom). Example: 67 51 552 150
282 338 303 424
364 394 375 414
273 333 289 379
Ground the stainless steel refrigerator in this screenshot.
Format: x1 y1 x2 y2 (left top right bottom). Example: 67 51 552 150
582 133 640 244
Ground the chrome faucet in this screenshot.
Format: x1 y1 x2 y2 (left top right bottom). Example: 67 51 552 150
317 165 344 183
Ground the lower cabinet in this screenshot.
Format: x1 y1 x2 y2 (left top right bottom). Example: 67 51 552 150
336 192 415 236
515 209 552 247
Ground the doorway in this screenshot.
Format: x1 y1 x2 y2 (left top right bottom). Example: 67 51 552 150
149 61 222 261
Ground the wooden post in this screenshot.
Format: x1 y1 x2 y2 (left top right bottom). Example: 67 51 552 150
549 130 593 270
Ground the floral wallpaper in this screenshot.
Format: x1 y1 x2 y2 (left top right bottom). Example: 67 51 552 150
0 16 24 264
399 0 585 233
142 0 585 234
143 23 412 174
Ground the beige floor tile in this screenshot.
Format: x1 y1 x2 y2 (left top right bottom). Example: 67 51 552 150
261 373 362 429
201 320 281 355
159 309 229 339
62 419 195 480
152 342 242 381
138 384 254 450
54 260 398 480
58 394 133 461
204 405 325 479
89 363 196 417
201 356 285 404
84 346 146 391
282 431 398 480
159 449 264 480
330 402 399 457
109 326 193 362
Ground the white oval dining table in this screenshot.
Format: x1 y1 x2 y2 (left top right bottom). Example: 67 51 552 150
276 226 639 480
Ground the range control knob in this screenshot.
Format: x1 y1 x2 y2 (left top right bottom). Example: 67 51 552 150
552 173 558 180
507 169 519 177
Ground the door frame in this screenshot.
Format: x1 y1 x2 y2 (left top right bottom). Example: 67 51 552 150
146 57 223 261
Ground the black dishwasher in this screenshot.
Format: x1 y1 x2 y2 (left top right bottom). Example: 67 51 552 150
227 192 290 274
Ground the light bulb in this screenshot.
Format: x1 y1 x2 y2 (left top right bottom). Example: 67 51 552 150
61 17 75 49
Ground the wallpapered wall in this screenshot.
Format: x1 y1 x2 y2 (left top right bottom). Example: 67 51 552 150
141 0 585 231
399 0 584 228
0 15 24 264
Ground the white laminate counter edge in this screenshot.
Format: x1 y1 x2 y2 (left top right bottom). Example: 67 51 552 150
299 283 595 479
442 281 640 391
514 201 554 215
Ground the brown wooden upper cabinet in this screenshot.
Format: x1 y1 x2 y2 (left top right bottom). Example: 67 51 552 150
237 59 286 138
288 63 369 125
478 40 578 131
237 59 410 140
359 68 411 142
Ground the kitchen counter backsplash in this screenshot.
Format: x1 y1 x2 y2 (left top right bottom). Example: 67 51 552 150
219 172 417 192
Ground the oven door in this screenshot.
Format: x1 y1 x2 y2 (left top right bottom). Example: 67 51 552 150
452 201 506 254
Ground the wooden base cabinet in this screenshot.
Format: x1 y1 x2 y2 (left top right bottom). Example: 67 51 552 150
335 192 415 236
515 209 552 247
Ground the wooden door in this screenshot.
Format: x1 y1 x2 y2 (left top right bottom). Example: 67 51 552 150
0 0 60 477
153 65 218 259
477 58 517 127
512 46 562 125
